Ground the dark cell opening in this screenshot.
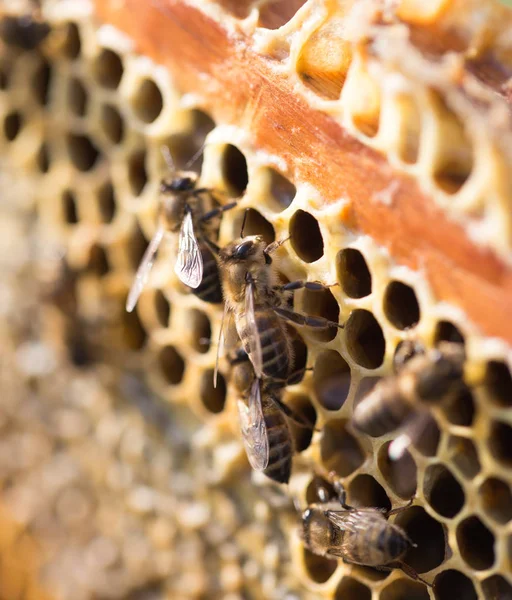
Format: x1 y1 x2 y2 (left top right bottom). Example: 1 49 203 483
447 436 480 480
153 290 170 328
434 570 477 600
434 321 465 345
299 287 340 342
62 190 78 224
321 419 364 476
313 350 351 411
267 168 296 209
221 144 248 196
67 134 100 172
289 210 323 263
4 111 22 141
481 575 512 600
380 579 430 600
384 281 420 330
424 464 465 518
32 59 51 106
345 309 385 369
121 308 147 351
93 49 123 89
286 393 316 452
61 22 81 59
67 77 88 116
128 149 148 196
37 143 50 173
442 389 475 427
86 245 109 277
97 182 116 224
489 421 512 466
347 474 391 511
378 442 417 499
303 547 337 583
100 104 124 145
334 576 371 600
159 346 185 385
456 516 495 570
479 477 512 524
189 309 211 354
485 360 512 407
233 208 275 244
132 78 163 123
200 370 226 414
337 248 372 298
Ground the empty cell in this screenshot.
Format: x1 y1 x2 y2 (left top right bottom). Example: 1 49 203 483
221 144 248 196
481 575 512 600
321 419 365 476
384 281 420 330
0 65 9 89
345 309 385 369
424 464 465 518
394 506 445 572
287 393 316 452
305 475 336 505
128 224 150 273
93 49 123 89
86 245 109 277
190 109 215 142
67 77 88 117
378 442 417 499
121 308 147 351
484 360 512 407
434 320 465 345
258 0 307 29
303 547 337 583
158 346 185 385
97 182 116 224
3 111 22 141
233 208 275 244
347 474 391 511
299 287 340 342
100 104 124 145
266 167 296 210
489 421 512 466
127 149 148 196
456 516 495 570
37 143 50 173
67 134 100 172
447 436 480 479
31 59 51 106
334 576 371 600
61 22 81 59
380 579 429 600
289 210 323 263
313 350 351 411
434 570 477 600
62 190 78 224
413 414 440 457
442 388 475 427
200 370 226 414
479 477 512 524
188 309 211 354
153 290 171 328
336 248 372 298
132 78 163 123
162 132 203 173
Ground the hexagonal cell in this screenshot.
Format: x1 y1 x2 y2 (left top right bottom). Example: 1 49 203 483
424 464 465 518
321 419 365 476
31 58 52 106
127 149 148 196
153 290 171 328
97 182 117 224
289 210 323 263
200 370 226 414
37 143 51 173
456 516 495 570
383 281 420 330
305 475 336 504
92 49 124 89
85 245 110 277
481 575 512 600
378 442 417 499
484 360 512 407
433 570 477 600
380 579 429 600
127 224 149 272
442 389 475 427
188 309 211 354
394 506 445 573
479 477 512 524
286 393 317 452
303 547 337 584
67 77 88 117
265 167 296 210
3 111 22 141
334 576 371 600
434 320 465 345
121 307 147 351
61 190 79 225
336 248 372 299
413 415 440 457
132 78 163 124
61 22 81 59
345 309 385 369
299 287 340 342
447 436 480 480
258 0 308 29
221 144 248 196
232 208 275 244
67 134 100 172
100 104 124 145
347 474 391 511
488 420 512 467
158 346 185 385
313 350 351 411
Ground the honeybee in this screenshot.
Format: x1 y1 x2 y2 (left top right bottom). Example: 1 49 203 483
217 233 342 383
0 13 50 50
352 341 466 459
126 148 237 312
301 475 429 585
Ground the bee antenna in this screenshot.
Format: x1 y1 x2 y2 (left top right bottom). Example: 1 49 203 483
184 143 205 171
161 146 176 173
240 208 250 238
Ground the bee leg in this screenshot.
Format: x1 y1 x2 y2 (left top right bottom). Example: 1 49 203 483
263 238 290 264
269 395 320 432
200 200 238 223
276 280 338 293
385 498 414 517
273 307 344 330
394 562 433 588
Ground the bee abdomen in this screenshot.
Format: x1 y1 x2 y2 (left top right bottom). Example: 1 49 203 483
194 245 222 304
256 313 290 381
263 398 292 483
352 383 412 437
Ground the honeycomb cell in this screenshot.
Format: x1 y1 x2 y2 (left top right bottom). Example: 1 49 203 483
456 516 495 570
434 320 465 345
67 77 88 117
345 309 385 369
61 22 81 59
37 143 50 173
258 0 308 30
154 290 171 328
303 548 337 584
127 149 148 196
97 182 116 224
86 245 110 277
263 167 296 210
479 477 512 524
92 49 124 89
424 464 465 518
413 415 440 457
132 78 163 123
305 475 335 504
4 111 22 141
394 506 445 572
383 281 420 330
233 208 275 244
395 93 421 164
334 576 371 600
188 309 211 354
128 224 149 272
221 144 248 196
313 349 351 411
321 419 364 476
378 442 417 499
433 570 477 600
286 393 316 452
481 575 512 600
31 59 51 106
67 134 100 172
158 346 185 385
380 579 429 600
121 308 147 351
347 474 391 511
62 190 78 224
289 210 323 263
100 104 124 145
484 360 512 407
299 287 340 342
447 436 481 479
200 370 226 414
442 389 475 427
336 248 372 298
489 420 512 467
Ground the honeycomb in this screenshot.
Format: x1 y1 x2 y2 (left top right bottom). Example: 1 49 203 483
1 0 512 599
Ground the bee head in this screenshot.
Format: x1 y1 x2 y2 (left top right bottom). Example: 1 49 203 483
221 236 265 263
160 171 198 194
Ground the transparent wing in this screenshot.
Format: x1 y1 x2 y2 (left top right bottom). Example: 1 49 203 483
214 303 228 388
389 409 433 461
174 211 203 288
126 224 165 312
326 509 378 533
237 378 269 471
245 279 263 378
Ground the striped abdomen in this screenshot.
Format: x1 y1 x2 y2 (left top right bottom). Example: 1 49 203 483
193 243 223 304
262 394 293 484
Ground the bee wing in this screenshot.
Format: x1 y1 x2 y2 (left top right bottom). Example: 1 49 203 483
245 279 263 378
389 409 434 461
174 211 203 288
237 378 269 471
326 509 374 534
126 224 165 312
214 303 229 388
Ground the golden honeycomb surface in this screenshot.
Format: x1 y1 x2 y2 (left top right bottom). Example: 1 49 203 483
0 1 512 599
